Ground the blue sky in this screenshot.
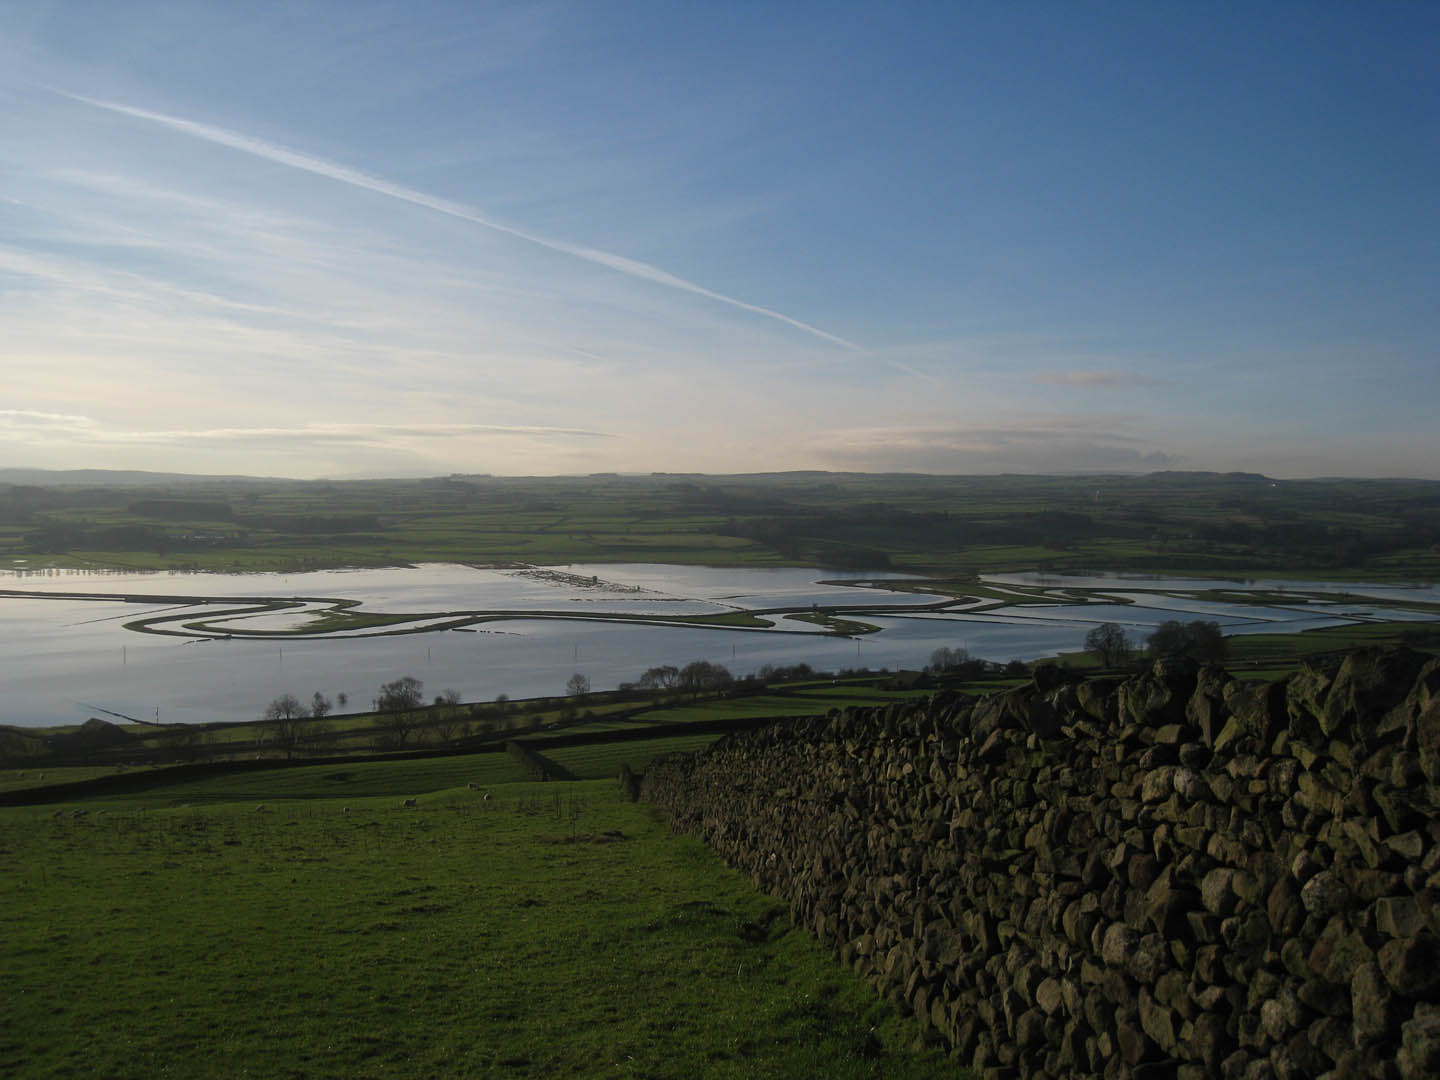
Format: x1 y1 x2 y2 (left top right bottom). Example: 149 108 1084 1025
0 1 1435 478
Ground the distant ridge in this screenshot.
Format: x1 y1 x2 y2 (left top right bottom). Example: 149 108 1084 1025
0 468 299 487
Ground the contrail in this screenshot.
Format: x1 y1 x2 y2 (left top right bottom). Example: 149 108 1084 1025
57 90 861 351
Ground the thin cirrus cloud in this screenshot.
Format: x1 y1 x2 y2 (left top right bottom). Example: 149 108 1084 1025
53 89 861 352
0 412 612 448
0 409 97 430
1035 370 1164 388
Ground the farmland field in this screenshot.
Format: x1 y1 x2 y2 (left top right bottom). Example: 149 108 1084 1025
0 776 955 1079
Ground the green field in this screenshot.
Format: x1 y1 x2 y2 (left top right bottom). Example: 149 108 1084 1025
0 775 955 1080
7 469 1440 579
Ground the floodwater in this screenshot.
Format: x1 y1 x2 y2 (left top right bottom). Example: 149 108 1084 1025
0 562 1434 727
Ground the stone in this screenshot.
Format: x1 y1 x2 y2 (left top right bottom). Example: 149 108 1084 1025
1296 978 1351 1018
1203 868 1240 917
1351 960 1401 1041
1220 1049 1251 1080
1139 988 1179 1053
1376 896 1426 941
1115 1010 1151 1066
1301 872 1354 920
1307 1015 1352 1064
1125 934 1166 985
1268 877 1303 937
1419 698 1440 784
1141 766 1178 803
1035 977 1064 1016
1188 1011 1234 1071
1398 1010 1440 1080
1102 922 1139 968
1014 1007 1046 1050
1385 831 1426 863
1322 646 1430 742
1259 987 1307 1042
1173 766 1210 802
1378 935 1440 998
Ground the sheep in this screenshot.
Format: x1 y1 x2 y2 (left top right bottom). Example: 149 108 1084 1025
466 782 480 791
402 798 417 808
483 793 491 802
255 804 268 813
341 806 350 816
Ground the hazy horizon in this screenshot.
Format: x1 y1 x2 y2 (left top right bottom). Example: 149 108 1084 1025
2 3 1436 479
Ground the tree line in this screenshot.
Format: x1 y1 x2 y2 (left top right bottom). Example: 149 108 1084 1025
1083 619 1226 667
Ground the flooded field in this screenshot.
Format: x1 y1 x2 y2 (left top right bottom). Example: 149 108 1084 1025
2 563 1435 727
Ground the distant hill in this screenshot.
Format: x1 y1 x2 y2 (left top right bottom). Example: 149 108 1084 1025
0 468 296 487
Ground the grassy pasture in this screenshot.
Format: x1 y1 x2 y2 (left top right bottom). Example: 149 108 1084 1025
542 734 725 780
10 470 1440 579
0 779 954 1080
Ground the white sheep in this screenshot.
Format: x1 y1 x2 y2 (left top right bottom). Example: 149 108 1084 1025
402 798 417 808
255 804 268 813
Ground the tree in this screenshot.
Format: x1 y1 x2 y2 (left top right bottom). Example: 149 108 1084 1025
376 676 424 713
1146 619 1226 663
1084 623 1133 667
928 646 970 673
375 676 424 748
678 660 732 696
1183 620 1227 663
311 691 332 719
336 692 348 709
565 672 591 698
428 689 465 744
637 665 680 691
263 694 310 756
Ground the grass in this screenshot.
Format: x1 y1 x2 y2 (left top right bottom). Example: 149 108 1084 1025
542 734 726 780
0 780 957 1080
11 470 1440 580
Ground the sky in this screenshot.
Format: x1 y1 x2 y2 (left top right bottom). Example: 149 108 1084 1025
0 2 1436 480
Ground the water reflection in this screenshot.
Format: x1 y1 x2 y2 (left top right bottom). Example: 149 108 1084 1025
1 562 1435 727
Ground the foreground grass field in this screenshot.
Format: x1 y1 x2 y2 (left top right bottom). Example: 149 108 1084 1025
0 779 956 1080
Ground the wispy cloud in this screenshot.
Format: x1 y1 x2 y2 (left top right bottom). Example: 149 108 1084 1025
0 413 611 449
55 89 861 351
0 408 97 429
1036 370 1164 388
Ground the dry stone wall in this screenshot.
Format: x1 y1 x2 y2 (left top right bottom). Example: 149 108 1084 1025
641 647 1440 1079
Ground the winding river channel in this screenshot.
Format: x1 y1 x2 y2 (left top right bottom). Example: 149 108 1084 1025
2 563 1437 727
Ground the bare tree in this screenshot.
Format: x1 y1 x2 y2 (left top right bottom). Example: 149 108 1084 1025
1084 623 1133 667
430 689 465 744
678 660 731 696
927 646 971 673
637 665 680 691
565 672 591 698
263 694 310 756
311 691 333 719
374 676 423 748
